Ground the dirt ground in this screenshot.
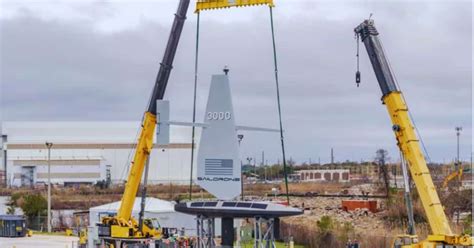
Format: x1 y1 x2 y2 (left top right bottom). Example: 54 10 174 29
285 197 388 235
0 235 79 248
276 183 387 234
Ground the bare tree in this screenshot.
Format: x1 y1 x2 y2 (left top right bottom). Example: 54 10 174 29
375 149 390 196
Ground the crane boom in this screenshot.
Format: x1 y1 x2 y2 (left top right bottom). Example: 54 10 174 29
354 19 452 236
99 1 190 243
147 0 190 113
442 167 466 188
117 0 190 221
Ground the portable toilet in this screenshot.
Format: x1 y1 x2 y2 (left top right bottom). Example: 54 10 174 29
0 215 27 237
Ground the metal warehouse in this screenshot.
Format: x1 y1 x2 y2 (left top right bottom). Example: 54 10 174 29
0 121 197 187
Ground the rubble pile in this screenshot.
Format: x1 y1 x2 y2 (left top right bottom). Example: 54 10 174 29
283 197 388 235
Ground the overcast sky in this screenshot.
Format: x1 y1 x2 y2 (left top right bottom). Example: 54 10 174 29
0 0 472 164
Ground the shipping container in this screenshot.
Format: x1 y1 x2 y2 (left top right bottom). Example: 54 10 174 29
0 215 26 237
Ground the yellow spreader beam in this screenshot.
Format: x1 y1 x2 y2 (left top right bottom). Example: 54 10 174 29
195 0 274 12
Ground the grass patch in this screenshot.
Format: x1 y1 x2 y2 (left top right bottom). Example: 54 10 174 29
239 241 304 248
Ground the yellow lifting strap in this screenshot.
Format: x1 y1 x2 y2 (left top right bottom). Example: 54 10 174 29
195 0 274 13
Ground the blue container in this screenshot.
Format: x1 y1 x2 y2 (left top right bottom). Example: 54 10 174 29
0 215 26 237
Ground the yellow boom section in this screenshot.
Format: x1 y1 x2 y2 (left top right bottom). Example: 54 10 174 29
383 91 452 236
442 168 463 188
195 0 274 12
117 111 157 221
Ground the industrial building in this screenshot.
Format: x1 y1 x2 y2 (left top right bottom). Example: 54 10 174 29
314 163 379 178
0 121 196 187
297 169 350 182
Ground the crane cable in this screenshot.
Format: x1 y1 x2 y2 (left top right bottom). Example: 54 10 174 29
189 12 200 200
269 6 290 205
378 39 432 163
355 33 361 87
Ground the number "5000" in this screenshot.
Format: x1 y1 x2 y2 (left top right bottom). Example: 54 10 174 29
207 111 231 120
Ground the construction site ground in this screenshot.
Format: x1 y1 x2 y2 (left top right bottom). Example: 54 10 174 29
275 183 391 239
0 234 79 248
286 197 387 234
1 182 470 247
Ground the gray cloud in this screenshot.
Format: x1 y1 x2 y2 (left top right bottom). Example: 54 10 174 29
0 0 472 163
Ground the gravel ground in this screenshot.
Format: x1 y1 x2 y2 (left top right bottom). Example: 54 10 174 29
277 183 390 236
0 235 79 248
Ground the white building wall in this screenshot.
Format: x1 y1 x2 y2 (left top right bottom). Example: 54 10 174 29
2 122 198 186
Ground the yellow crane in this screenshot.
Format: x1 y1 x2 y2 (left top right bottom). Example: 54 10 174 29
354 19 473 247
97 0 190 246
442 166 468 189
97 1 274 247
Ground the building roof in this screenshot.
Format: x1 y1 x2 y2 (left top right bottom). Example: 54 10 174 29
89 197 175 213
1 121 197 144
297 169 350 172
0 215 25 221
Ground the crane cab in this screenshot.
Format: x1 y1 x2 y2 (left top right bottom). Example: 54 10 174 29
392 234 419 248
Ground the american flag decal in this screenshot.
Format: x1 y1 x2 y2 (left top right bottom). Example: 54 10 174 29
205 159 233 176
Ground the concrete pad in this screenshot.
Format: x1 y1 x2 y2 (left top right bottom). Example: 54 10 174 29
0 235 79 248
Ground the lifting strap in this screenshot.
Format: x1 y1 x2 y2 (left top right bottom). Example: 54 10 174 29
269 6 290 205
188 3 290 204
189 12 201 200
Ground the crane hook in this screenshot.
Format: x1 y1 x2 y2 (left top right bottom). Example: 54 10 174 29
355 33 361 87
356 71 361 87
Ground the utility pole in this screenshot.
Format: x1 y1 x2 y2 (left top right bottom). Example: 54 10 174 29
455 127 462 168
45 142 53 233
1 135 7 187
237 134 244 200
393 158 398 189
268 161 272 181
264 166 267 182
253 157 257 176
471 152 472 171
235 134 244 246
331 148 334 164
400 153 415 235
